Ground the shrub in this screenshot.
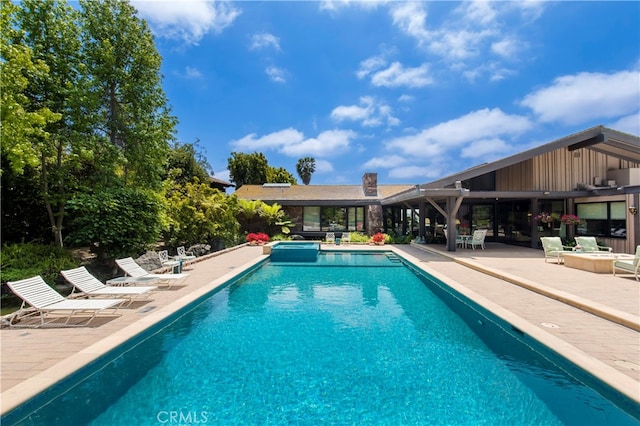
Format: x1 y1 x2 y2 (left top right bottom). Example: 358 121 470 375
348 232 370 243
1 242 78 287
65 188 163 259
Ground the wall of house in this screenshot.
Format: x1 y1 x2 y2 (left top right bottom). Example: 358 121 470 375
497 148 639 191
573 194 637 253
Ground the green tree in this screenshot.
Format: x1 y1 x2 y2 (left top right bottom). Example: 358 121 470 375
5 0 83 247
267 166 297 184
164 140 212 186
0 0 61 174
163 181 239 248
79 0 176 188
296 157 316 185
65 188 164 260
227 152 269 189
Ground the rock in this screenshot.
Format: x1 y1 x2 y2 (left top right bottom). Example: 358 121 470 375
135 251 162 271
187 244 211 257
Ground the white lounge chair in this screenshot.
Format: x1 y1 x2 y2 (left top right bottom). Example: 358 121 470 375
6 276 124 327
325 232 335 244
540 237 572 264
341 233 351 244
115 257 189 288
612 246 640 281
574 236 613 253
61 266 157 306
470 229 487 250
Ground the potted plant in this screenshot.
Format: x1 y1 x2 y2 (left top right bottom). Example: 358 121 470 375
561 214 580 225
534 212 558 228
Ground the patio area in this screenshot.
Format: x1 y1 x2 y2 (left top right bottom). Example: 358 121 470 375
1 242 639 415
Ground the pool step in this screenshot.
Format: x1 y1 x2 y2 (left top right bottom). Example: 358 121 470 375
386 253 402 263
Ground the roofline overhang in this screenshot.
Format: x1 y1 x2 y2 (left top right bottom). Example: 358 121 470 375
419 126 639 189
255 199 383 206
380 187 640 206
381 187 470 205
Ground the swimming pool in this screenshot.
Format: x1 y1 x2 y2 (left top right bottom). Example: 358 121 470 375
3 251 639 425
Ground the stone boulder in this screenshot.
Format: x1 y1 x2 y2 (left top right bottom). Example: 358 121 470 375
187 244 211 257
135 251 162 272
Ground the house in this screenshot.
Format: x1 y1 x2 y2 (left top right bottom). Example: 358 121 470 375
235 125 640 252
234 176 414 239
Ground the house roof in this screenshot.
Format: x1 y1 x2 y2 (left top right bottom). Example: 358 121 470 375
234 183 415 205
421 125 639 190
234 125 638 207
207 176 234 187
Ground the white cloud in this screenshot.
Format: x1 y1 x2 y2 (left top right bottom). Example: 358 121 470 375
361 155 407 169
491 38 520 59
281 129 357 157
389 3 430 45
455 0 497 27
388 165 442 180
133 0 241 45
315 159 335 173
521 70 640 125
356 55 388 79
250 33 281 51
370 62 433 88
331 97 374 122
429 29 496 60
320 0 388 13
460 138 513 160
331 97 399 128
230 128 304 150
608 113 640 136
265 66 287 83
398 94 414 102
512 0 546 22
462 62 515 83
174 66 204 79
386 108 532 158
230 128 357 158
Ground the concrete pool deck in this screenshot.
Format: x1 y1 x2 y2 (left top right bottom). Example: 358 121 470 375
1 243 639 415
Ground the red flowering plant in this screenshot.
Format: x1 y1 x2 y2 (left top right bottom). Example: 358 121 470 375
560 214 580 225
246 232 270 245
371 232 386 244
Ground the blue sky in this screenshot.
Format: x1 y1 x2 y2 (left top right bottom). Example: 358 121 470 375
131 0 640 187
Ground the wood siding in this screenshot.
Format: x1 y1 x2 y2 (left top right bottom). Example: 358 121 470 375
497 148 639 191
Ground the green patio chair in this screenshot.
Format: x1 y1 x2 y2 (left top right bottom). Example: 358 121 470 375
612 246 640 281
540 237 573 264
574 236 612 253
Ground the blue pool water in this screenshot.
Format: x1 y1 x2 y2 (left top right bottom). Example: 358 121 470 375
4 252 639 425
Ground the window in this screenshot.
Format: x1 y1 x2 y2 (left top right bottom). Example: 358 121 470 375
322 207 346 231
303 207 320 231
576 201 626 238
303 206 365 232
347 207 364 231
